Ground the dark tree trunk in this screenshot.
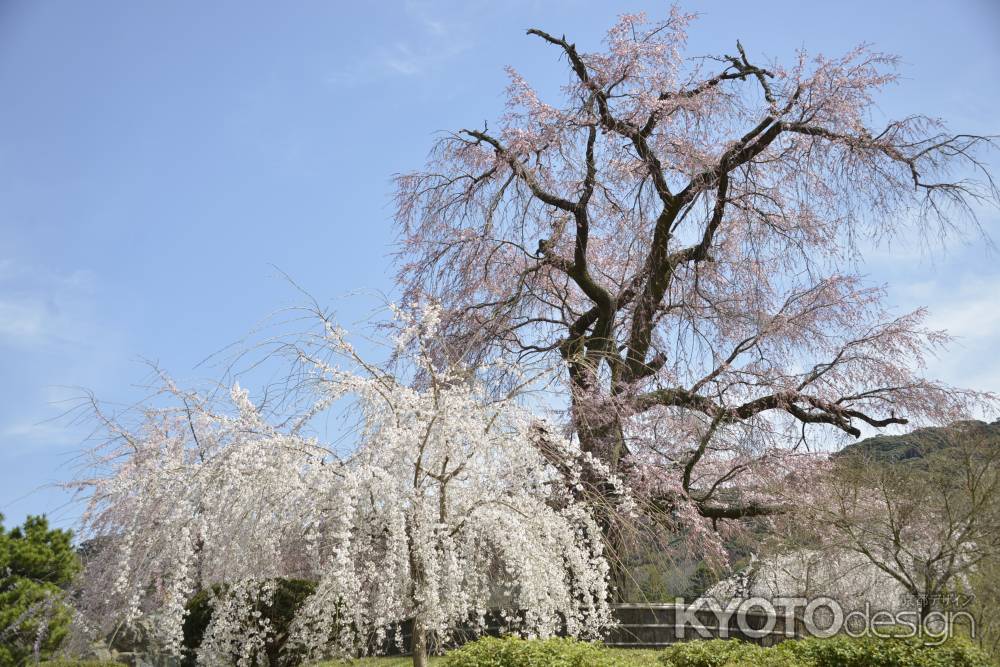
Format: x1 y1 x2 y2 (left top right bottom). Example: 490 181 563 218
573 387 633 601
411 615 428 667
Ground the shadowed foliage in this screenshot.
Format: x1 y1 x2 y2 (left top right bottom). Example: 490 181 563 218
0 515 80 666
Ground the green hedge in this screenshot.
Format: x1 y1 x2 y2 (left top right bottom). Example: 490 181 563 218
441 635 993 667
443 637 630 667
658 635 993 667
42 634 994 667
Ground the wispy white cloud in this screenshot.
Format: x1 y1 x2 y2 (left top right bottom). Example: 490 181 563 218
894 271 1000 401
927 289 1000 342
0 262 97 347
382 43 423 76
0 259 114 454
0 299 46 340
2 419 77 446
405 0 450 36
326 3 473 85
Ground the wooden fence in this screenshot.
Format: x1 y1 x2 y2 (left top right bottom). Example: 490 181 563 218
119 602 794 664
607 602 795 648
382 602 795 655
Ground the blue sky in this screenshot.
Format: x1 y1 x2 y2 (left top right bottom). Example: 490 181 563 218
1 0 998 530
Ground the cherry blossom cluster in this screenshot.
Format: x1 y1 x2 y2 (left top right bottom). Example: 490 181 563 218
72 306 616 663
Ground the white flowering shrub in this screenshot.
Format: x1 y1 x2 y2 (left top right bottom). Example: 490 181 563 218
72 306 614 665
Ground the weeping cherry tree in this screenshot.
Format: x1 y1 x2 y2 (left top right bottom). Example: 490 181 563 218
72 306 621 667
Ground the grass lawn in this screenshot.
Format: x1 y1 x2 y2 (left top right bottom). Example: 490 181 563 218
316 648 662 666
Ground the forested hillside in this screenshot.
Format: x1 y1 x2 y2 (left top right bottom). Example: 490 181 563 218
837 420 1000 464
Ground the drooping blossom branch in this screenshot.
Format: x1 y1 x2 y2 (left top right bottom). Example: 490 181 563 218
71 305 621 666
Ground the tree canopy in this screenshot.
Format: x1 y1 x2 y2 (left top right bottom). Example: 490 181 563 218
0 514 80 666
393 8 997 564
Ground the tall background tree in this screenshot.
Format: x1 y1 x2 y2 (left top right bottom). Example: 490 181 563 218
393 8 997 579
704 420 1000 648
792 421 1000 624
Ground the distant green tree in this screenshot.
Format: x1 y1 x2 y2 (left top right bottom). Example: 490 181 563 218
0 514 80 666
682 561 721 602
967 556 1000 660
787 421 1000 624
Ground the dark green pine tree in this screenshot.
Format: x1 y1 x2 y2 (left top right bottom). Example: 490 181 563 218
0 514 80 666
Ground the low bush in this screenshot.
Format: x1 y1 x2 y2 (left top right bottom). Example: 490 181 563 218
658 634 993 667
656 639 766 667
442 634 994 667
789 634 992 667
443 637 625 667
